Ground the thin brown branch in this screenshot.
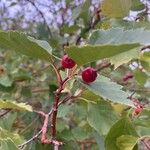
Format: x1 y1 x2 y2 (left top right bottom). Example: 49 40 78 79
18 130 42 149
50 76 69 139
76 9 101 45
18 109 53 149
18 86 82 149
25 0 52 37
50 63 63 86
141 139 150 150
97 62 111 71
0 109 11 118
141 45 150 51
19 65 79 149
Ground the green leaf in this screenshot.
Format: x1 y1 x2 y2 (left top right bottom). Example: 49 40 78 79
0 100 32 111
116 135 138 150
66 44 139 66
110 19 150 30
0 83 16 93
72 127 88 141
56 119 66 132
131 0 145 11
0 113 17 131
110 48 139 69
0 138 18 150
105 117 138 150
0 75 13 87
0 127 24 145
78 75 134 107
79 90 101 103
140 52 150 71
87 101 118 135
12 69 31 81
93 131 105 150
21 86 32 98
57 105 72 118
89 28 150 45
134 69 148 86
0 31 53 60
101 0 132 18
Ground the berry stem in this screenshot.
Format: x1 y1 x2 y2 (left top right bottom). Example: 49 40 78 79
50 62 63 86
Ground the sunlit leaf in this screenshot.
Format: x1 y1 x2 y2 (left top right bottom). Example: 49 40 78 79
105 118 138 150
101 0 132 18
0 127 24 145
116 135 138 150
0 100 32 112
0 138 18 150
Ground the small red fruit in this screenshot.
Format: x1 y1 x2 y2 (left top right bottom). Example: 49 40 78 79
123 74 134 82
134 106 143 115
61 55 76 69
81 67 97 83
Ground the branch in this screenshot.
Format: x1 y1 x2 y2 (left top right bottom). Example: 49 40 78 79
76 9 101 45
18 109 53 149
141 45 150 51
141 139 150 150
96 62 111 71
0 109 11 118
25 0 52 37
50 76 70 139
50 63 63 86
18 129 42 149
18 86 83 149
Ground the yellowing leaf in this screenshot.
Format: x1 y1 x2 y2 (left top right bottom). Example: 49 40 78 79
0 100 32 112
116 135 139 150
0 127 24 145
101 0 132 18
0 138 18 150
105 118 138 150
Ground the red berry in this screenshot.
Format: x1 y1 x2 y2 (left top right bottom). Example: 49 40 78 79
123 74 133 81
61 55 76 69
81 67 97 83
134 106 142 115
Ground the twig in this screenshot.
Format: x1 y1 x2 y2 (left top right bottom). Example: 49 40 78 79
141 139 150 150
25 0 52 37
50 63 63 86
18 85 83 149
76 9 101 45
18 130 42 149
96 62 111 71
0 109 11 118
18 109 53 149
141 45 150 51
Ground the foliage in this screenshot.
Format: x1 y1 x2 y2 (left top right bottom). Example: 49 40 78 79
0 0 150 150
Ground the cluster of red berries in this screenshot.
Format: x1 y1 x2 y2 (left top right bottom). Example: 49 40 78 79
61 55 97 83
